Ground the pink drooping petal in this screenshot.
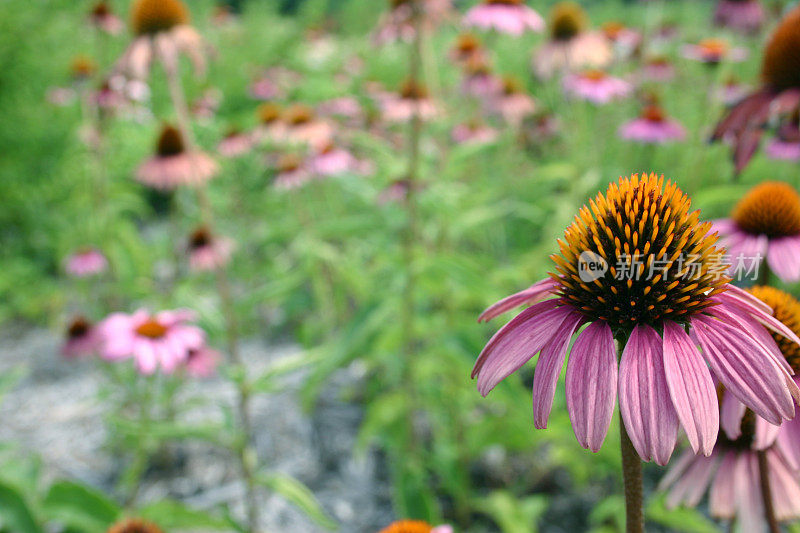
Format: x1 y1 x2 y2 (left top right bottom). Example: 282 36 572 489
766 235 800 283
709 451 737 519
662 321 719 456
618 325 679 465
735 453 763 533
664 453 718 509
473 300 567 395
776 404 800 471
658 448 696 493
565 321 617 453
532 312 584 429
768 450 800 520
720 390 746 441
478 278 557 322
693 315 795 425
753 416 781 450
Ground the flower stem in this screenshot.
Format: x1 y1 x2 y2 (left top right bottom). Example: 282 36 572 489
758 450 781 533
158 44 259 533
620 420 644 533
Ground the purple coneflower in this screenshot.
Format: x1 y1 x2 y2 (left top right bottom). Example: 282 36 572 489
372 0 452 46
249 75 281 101
89 1 124 35
765 111 800 162
619 104 686 144
491 77 536 126
474 173 800 464
533 2 612 79
463 0 544 37
309 143 371 177
714 0 765 34
602 21 642 58
641 56 676 82
460 56 503 99
136 124 219 190
62 316 100 359
712 7 800 173
563 70 632 104
65 248 108 277
184 346 220 378
449 33 484 65
682 38 747 65
217 127 254 158
188 226 233 272
379 80 438 123
273 153 313 190
275 104 334 151
452 120 498 145
713 182 800 283
254 102 282 143
378 520 452 533
117 0 207 80
98 309 205 375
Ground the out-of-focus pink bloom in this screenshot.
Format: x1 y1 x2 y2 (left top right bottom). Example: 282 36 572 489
192 88 222 120
70 56 97 83
379 81 439 123
714 0 765 34
641 57 676 82
250 76 281 100
47 87 77 106
253 102 282 144
309 144 372 177
452 121 498 145
377 178 414 205
184 346 220 378
449 33 484 65
463 0 545 36
188 226 234 272
136 125 219 190
682 38 748 64
98 309 205 375
62 316 101 358
91 81 126 111
273 154 313 190
460 56 503 99
217 128 254 158
66 248 108 277
372 0 453 46
716 76 751 105
491 77 536 125
108 74 151 103
273 104 334 150
619 105 686 144
318 97 363 125
765 117 800 162
89 1 124 35
533 3 612 79
601 21 641 58
562 70 631 104
713 182 800 283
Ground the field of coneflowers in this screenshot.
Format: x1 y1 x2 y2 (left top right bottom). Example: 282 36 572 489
3 0 800 531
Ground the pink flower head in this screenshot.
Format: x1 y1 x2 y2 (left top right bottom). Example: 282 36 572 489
372 0 452 46
601 21 642 58
249 76 281 101
641 56 676 82
716 76 751 105
273 153 313 190
187 226 234 272
379 80 438 123
217 128 254 158
318 97 364 125
98 309 205 375
451 120 498 145
714 0 765 34
184 346 220 378
274 104 334 151
65 248 108 277
460 56 503 99
619 105 686 144
473 174 800 465
136 124 219 190
562 70 632 104
62 316 100 358
449 33 484 65
309 144 372 177
89 1 124 35
377 178 414 205
682 38 748 64
463 0 545 36
491 77 536 125
713 182 800 283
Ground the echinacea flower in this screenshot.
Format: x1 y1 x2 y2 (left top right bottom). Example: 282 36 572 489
217 128 254 158
601 21 642 58
379 80 438 123
474 173 800 464
89 1 124 35
274 104 334 150
716 75 750 105
70 56 97 83
116 0 207 80
562 70 631 104
107 518 163 533
254 102 282 143
449 33 484 64
309 143 371 177
249 75 282 101
378 178 416 205
463 0 544 37
765 112 800 162
714 0 765 34
619 105 686 144
378 520 452 533
65 248 108 277
712 6 800 173
682 38 747 65
273 153 312 190
98 309 205 375
659 405 800 531
372 0 452 46
533 2 612 79
62 316 100 358
136 124 219 190
460 56 503 99
187 226 233 272
184 346 220 378
490 76 536 125
641 56 676 82
713 181 800 283
451 120 498 145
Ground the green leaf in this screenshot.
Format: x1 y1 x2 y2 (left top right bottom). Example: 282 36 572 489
257 473 337 530
0 481 42 533
42 480 121 533
137 500 231 530
646 494 719 533
476 490 548 533
249 352 316 394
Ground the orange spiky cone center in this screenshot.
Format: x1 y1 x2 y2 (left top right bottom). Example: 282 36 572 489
602 21 625 40
284 104 315 125
550 2 586 41
581 69 607 81
486 0 524 5
400 80 429 100
732 181 800 238
71 56 97 79
135 319 168 339
748 286 800 372
257 103 281 124
131 0 189 36
278 154 303 172
551 173 729 331
156 125 185 157
189 226 212 249
761 7 800 90
107 519 164 533
67 317 91 338
378 520 434 533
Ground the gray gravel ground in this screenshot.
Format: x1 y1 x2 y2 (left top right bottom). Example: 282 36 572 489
0 327 393 532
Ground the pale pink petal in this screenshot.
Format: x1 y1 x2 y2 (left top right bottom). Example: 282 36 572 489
665 453 718 508
767 235 800 282
753 416 781 450
565 321 617 453
478 278 557 322
709 451 738 519
720 390 746 441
